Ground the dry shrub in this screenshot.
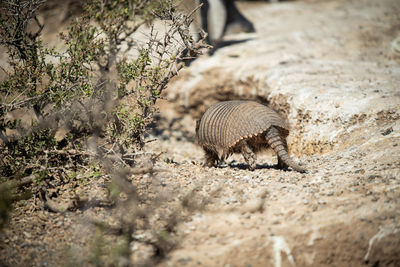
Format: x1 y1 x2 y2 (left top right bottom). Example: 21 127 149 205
0 0 209 264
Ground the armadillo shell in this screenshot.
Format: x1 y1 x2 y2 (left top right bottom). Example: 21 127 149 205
197 101 289 151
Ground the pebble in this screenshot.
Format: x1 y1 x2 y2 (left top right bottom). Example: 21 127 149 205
225 232 235 238
225 197 237 204
23 231 31 238
177 257 192 265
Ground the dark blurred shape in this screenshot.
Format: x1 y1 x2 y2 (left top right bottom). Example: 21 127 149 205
200 0 255 46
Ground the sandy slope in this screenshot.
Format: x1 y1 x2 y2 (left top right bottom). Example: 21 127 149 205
153 0 400 265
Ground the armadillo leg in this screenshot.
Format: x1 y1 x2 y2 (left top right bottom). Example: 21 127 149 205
277 157 288 170
203 147 218 167
239 141 256 171
265 127 307 173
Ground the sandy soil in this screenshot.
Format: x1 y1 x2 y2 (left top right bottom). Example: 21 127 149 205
1 0 400 266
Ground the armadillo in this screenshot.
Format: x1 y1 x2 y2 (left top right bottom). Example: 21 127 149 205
195 100 306 173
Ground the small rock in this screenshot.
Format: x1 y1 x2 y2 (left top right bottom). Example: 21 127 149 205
225 232 235 238
381 127 393 136
178 257 192 265
355 169 365 174
311 204 318 211
23 231 31 238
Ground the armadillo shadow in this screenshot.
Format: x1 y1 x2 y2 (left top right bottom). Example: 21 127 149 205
226 161 283 171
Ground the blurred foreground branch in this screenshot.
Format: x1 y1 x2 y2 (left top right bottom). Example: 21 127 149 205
0 0 209 264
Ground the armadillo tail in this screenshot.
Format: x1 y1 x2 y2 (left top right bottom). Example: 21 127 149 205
265 127 307 173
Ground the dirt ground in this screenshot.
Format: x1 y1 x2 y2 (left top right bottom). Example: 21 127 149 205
1 0 400 266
